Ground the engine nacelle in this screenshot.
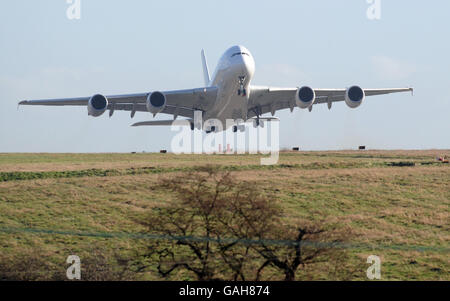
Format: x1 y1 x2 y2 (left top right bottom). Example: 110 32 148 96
88 94 108 117
146 91 166 114
295 86 316 109
345 86 365 109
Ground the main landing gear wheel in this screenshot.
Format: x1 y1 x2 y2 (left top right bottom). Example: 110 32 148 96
253 118 264 128
233 125 246 132
206 126 216 134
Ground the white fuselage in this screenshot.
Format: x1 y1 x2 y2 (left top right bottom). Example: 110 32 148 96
205 45 255 125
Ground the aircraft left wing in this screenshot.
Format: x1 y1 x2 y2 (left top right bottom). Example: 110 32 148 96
19 87 219 119
247 86 413 118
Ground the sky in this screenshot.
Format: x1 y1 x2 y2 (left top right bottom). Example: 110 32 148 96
0 0 449 152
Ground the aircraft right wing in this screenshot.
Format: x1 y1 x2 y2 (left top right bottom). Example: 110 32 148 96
247 86 413 117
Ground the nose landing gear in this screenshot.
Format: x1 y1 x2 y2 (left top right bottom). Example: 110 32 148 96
237 76 246 97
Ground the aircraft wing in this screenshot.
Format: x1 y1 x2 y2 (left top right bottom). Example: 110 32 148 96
247 86 413 118
19 87 218 119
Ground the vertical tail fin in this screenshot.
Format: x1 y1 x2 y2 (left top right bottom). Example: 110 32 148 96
201 49 210 86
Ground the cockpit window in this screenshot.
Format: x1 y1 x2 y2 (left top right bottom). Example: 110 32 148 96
231 52 250 57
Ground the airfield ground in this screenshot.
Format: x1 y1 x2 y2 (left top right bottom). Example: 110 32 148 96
0 150 448 280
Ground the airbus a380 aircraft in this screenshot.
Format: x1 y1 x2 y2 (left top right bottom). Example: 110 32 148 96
19 45 413 132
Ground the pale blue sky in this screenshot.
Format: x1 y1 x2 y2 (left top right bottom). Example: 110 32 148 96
1 0 449 152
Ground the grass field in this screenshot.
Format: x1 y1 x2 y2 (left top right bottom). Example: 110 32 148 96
0 150 449 280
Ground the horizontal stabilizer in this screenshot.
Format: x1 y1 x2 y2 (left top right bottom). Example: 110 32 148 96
131 119 192 127
249 117 279 122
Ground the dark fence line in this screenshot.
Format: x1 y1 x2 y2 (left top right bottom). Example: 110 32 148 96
3 160 433 182
0 227 447 253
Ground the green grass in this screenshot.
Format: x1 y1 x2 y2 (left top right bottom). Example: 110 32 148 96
0 150 448 280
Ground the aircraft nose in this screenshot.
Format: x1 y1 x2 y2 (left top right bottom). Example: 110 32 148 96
230 49 255 77
241 55 255 77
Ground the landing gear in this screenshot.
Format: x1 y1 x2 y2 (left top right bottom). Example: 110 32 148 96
206 126 216 134
237 76 246 97
253 119 264 128
237 88 246 97
250 106 264 128
252 116 265 128
204 124 222 134
232 125 246 133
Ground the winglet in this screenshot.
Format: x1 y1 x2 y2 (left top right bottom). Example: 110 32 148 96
18 100 26 110
201 49 210 86
410 87 414 96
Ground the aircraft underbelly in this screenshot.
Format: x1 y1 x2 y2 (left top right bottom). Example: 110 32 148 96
219 90 247 120
207 69 249 123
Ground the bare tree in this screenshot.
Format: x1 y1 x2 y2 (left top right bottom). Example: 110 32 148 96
138 166 354 281
137 166 233 280
252 225 351 281
216 181 353 281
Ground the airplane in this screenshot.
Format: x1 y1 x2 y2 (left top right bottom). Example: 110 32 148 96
19 45 413 133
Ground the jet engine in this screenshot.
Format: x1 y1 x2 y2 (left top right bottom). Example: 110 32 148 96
295 86 316 109
88 94 108 117
146 91 166 114
345 86 365 108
